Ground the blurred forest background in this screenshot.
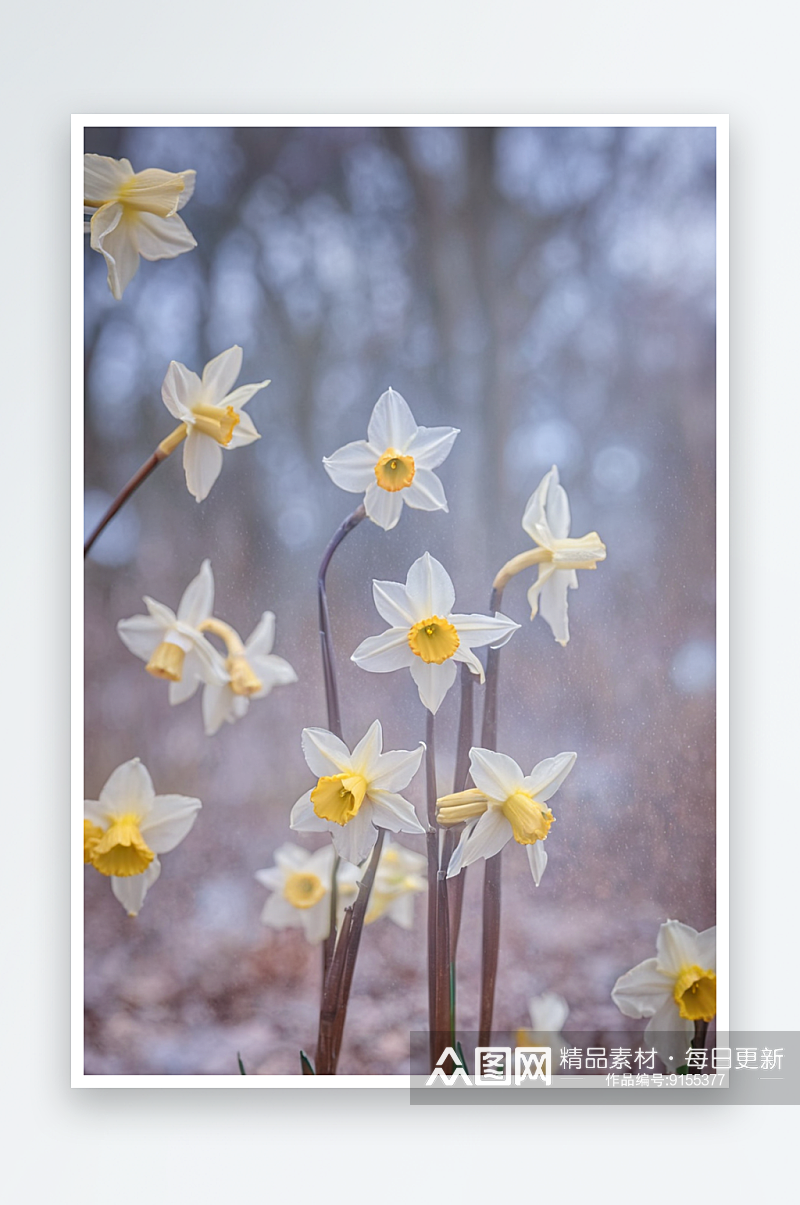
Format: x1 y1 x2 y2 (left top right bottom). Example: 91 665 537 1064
84 125 716 1075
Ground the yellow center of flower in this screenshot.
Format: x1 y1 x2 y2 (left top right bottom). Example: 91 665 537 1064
673 966 717 1021
375 448 415 492
283 871 326 910
310 772 368 826
407 616 460 664
226 654 263 697
501 790 554 845
436 787 490 825
84 820 103 863
90 814 155 878
191 402 240 446
146 641 186 682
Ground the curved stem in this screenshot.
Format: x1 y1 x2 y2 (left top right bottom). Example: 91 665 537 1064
478 583 504 1048
317 504 366 740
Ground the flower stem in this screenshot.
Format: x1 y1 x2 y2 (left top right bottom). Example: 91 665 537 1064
446 663 474 1039
83 425 186 559
691 1019 709 1050
478 583 504 1048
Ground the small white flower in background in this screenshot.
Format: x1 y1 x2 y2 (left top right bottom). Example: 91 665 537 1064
84 154 197 300
516 991 570 1050
161 346 269 502
522 465 606 645
117 559 228 704
201 611 298 736
255 843 360 945
351 552 520 714
365 838 427 928
611 920 716 1068
437 746 576 883
322 388 459 531
290 720 425 865
84 758 201 916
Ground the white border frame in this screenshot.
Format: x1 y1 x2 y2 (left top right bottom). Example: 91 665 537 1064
73 113 728 1089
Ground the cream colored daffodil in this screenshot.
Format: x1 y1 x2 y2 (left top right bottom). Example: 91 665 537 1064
255 843 360 945
84 154 197 299
160 346 269 501
611 920 717 1068
516 991 569 1051
116 559 228 704
199 612 298 736
438 746 576 882
364 838 427 928
84 758 201 916
322 388 459 531
518 465 606 646
290 720 425 864
351 552 520 714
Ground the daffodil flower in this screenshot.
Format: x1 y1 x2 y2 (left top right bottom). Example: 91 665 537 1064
160 346 269 502
255 843 360 945
611 920 716 1068
438 746 576 882
322 388 459 531
116 559 228 704
290 720 425 864
84 154 197 300
351 552 520 714
512 465 606 645
199 612 298 736
516 991 569 1050
84 758 201 915
364 838 427 928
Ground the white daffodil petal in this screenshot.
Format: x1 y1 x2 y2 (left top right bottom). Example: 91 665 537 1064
201 346 243 403
202 683 235 734
141 795 201 853
351 628 415 673
644 999 694 1070
350 720 383 776
323 440 378 492
367 789 425 834
161 359 201 418
84 153 131 201
289 789 331 833
273 843 315 871
452 644 485 680
450 612 521 650
409 657 457 714
252 655 298 696
143 597 178 628
175 171 196 209
135 212 197 261
469 748 525 801
331 806 377 865
656 920 704 976
301 728 354 776
611 958 673 1017
405 553 456 619
526 563 556 620
111 858 161 917
364 482 404 530
455 807 512 869
372 580 416 628
304 900 332 945
245 612 276 658
98 758 155 815
529 992 569 1032
223 381 270 412
177 559 215 626
253 866 284 891
370 744 425 792
405 425 460 470
526 751 577 802
403 469 448 512
260 892 302 931
91 206 140 300
447 819 478 878
367 388 418 451
546 468 571 540
521 468 556 548
116 614 164 662
527 842 548 886
538 570 576 645
169 673 201 706
695 926 717 972
227 408 260 449
183 430 224 502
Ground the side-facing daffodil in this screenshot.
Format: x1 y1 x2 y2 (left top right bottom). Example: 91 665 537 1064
160 346 269 502
199 611 298 736
290 720 425 864
84 154 197 299
322 388 459 531
255 843 359 945
438 746 576 883
84 758 201 916
611 920 716 1068
117 559 228 703
351 552 520 714
516 465 606 646
364 838 427 928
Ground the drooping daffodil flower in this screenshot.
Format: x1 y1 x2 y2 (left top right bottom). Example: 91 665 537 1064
322 388 459 531
255 843 360 945
199 611 298 736
438 746 576 883
611 920 716 1069
351 552 520 714
364 838 427 928
84 758 201 915
160 346 269 502
290 720 425 864
84 154 197 299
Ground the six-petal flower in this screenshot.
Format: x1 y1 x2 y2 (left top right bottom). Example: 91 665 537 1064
255 843 360 945
200 611 298 736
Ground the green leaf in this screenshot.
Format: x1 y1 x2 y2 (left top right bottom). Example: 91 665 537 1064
456 1041 469 1075
237 1052 247 1075
300 1050 316 1075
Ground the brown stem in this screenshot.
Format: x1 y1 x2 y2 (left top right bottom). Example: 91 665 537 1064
446 663 475 1036
691 1019 709 1051
84 450 160 558
424 709 440 1070
315 907 353 1074
478 583 504 1048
